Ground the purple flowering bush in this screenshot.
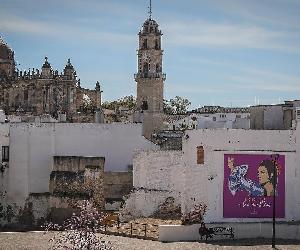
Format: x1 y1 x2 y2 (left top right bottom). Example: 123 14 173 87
43 200 113 250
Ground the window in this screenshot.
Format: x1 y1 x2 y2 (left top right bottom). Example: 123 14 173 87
24 89 28 101
156 64 161 72
296 109 300 120
2 146 9 162
197 146 204 164
143 63 149 73
155 40 160 49
141 101 148 110
143 39 148 49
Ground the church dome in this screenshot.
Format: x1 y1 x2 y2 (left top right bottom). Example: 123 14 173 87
0 37 14 61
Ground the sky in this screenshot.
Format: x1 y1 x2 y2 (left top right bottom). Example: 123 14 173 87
0 0 300 109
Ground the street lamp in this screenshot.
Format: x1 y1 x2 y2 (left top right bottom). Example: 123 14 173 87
271 154 278 249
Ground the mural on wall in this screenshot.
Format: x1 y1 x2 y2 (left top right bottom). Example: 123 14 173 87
223 154 285 218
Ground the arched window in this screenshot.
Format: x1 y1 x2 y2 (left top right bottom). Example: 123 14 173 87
155 39 160 49
15 94 20 106
143 63 148 73
156 64 161 73
141 101 148 110
24 89 28 101
142 39 148 49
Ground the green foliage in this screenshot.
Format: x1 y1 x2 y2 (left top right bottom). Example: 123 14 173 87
164 96 191 114
80 94 96 114
102 95 136 111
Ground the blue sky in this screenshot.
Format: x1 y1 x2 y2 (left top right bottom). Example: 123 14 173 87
1 0 300 108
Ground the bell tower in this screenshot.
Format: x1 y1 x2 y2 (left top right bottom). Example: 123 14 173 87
134 0 166 139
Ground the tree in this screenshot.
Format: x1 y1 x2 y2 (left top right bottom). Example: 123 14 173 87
164 96 191 114
102 95 136 111
43 201 112 250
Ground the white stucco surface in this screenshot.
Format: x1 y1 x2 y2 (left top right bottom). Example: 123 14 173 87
3 123 157 211
182 128 298 223
169 113 250 130
0 111 6 123
121 150 183 219
122 125 300 225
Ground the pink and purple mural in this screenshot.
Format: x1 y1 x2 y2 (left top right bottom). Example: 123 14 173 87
223 154 285 218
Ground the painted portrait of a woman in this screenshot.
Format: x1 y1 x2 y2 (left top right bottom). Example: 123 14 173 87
228 157 279 197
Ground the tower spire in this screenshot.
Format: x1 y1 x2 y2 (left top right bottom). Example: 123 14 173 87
148 0 152 19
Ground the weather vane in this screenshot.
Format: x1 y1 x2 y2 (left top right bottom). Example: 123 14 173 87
148 0 152 19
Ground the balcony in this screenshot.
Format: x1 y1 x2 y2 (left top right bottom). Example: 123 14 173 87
134 72 166 81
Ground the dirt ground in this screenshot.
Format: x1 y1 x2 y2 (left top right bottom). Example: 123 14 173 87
0 232 300 250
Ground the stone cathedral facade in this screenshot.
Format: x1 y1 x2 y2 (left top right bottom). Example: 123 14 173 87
134 15 166 139
0 37 102 121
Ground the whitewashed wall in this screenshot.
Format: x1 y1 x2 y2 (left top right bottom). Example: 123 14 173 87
4 123 157 212
0 111 6 123
181 127 298 223
121 150 183 219
168 113 250 130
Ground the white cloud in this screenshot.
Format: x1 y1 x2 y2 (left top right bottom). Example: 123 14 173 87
207 0 300 30
0 14 135 46
162 20 300 52
229 68 300 92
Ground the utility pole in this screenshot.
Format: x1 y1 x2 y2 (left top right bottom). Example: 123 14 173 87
272 158 276 248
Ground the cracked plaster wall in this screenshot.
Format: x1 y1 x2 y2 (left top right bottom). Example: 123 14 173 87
0 123 157 226
182 127 299 223
121 150 183 219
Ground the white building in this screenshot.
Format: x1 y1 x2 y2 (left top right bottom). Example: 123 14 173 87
0 122 158 226
168 112 250 130
122 122 300 241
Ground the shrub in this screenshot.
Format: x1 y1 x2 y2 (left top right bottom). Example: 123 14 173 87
43 200 112 250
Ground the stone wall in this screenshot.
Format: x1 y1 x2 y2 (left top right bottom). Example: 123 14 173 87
142 112 164 140
121 150 183 219
75 86 101 110
104 171 133 210
49 156 105 222
104 171 132 199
